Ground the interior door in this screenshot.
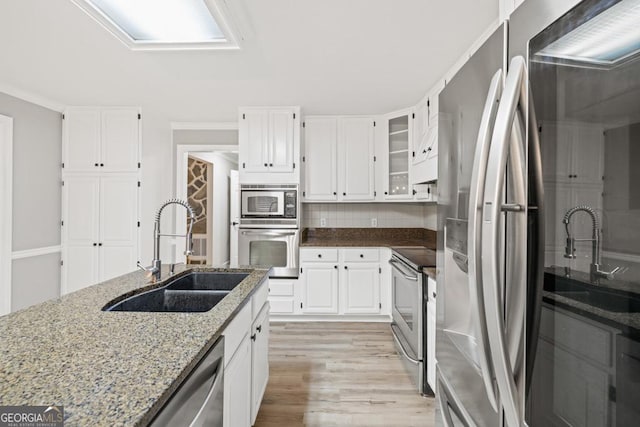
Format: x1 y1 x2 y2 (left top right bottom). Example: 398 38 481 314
230 170 239 268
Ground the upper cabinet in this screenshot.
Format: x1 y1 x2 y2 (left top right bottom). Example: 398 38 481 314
411 84 442 185
239 106 301 184
382 109 413 200
63 107 140 173
302 116 375 202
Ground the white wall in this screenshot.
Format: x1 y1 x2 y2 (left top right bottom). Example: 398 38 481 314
303 203 437 230
190 152 237 266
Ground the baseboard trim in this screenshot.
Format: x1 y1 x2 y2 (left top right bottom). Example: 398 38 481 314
12 245 62 260
269 314 392 323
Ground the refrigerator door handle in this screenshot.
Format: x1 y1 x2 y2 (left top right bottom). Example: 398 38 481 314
467 68 503 412
481 55 528 427
525 88 545 391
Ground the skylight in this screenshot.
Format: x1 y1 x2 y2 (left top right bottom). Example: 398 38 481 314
533 0 640 67
71 0 241 50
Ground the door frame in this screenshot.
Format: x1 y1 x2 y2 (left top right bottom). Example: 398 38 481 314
174 144 238 264
0 114 13 316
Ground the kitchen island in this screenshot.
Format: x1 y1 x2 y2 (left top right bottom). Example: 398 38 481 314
0 265 270 426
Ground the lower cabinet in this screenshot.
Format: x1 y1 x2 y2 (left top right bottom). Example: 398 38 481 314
298 247 383 316
224 333 252 427
251 304 270 425
223 280 270 427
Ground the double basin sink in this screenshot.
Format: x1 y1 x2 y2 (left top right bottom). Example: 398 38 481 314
103 271 249 313
545 273 640 313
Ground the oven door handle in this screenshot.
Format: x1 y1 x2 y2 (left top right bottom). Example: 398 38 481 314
391 324 421 364
240 230 297 237
388 259 419 281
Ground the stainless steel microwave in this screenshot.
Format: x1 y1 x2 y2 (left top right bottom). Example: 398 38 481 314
240 184 298 228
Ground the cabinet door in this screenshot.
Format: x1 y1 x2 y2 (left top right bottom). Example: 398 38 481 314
301 263 339 313
541 122 575 183
341 263 380 314
412 101 429 166
62 176 100 293
338 118 375 201
63 109 100 172
303 118 337 200
572 125 604 184
101 109 139 172
251 304 270 425
99 175 139 282
268 110 295 173
224 334 252 427
239 110 269 173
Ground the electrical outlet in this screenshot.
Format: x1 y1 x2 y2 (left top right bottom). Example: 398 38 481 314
371 218 378 227
320 218 327 227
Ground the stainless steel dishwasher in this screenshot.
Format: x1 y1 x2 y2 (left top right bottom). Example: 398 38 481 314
150 337 224 427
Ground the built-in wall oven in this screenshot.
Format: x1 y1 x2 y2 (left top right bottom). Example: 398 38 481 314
390 248 435 396
239 184 300 277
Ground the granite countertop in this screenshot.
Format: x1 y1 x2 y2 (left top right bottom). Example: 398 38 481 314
300 227 436 249
543 267 640 336
0 265 270 426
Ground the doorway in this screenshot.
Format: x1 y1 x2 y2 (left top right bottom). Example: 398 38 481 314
0 114 13 316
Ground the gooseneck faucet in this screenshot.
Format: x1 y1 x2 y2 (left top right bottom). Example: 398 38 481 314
138 199 196 282
563 205 620 282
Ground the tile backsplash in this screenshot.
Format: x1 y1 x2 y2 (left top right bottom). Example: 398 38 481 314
302 203 437 229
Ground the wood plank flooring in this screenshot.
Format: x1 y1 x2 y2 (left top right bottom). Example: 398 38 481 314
254 322 436 427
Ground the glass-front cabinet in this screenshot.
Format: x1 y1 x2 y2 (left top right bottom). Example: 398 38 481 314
383 110 413 199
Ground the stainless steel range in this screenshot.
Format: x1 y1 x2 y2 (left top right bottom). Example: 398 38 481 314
390 246 436 396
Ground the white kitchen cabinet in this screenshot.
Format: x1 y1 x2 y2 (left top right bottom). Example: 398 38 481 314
301 263 339 314
224 333 252 427
302 116 375 202
251 303 270 425
268 278 298 315
541 121 604 185
298 247 387 318
338 117 376 201
340 263 380 314
411 86 442 184
63 107 140 173
62 174 139 293
382 109 414 200
239 107 300 184
426 276 436 390
302 118 338 201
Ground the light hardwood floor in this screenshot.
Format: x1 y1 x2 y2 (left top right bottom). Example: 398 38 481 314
254 322 436 427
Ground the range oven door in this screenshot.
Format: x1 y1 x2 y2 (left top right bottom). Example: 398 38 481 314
238 229 299 277
241 191 285 217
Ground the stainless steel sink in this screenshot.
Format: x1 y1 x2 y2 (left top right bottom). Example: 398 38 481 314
544 274 640 313
103 272 249 313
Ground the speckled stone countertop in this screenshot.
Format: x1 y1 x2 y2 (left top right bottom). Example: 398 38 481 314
544 267 640 336
0 265 270 426
301 227 437 249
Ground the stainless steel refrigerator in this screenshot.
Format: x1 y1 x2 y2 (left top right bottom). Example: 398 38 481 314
436 0 640 425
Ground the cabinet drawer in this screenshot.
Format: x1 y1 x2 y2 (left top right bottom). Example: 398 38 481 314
300 248 338 262
269 298 295 314
342 248 379 262
223 302 252 365
269 280 295 297
252 279 269 319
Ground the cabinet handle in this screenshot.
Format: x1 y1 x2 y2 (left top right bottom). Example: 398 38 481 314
427 147 432 152
343 192 346 196
93 243 97 247
432 292 436 299
98 243 103 246
256 325 262 333
251 334 256 341
333 192 337 196
568 174 572 178
384 191 388 195
344 266 348 270
100 163 104 167
360 254 364 258
94 163 99 167
269 163 273 167
317 254 322 258
264 163 268 167
334 265 338 269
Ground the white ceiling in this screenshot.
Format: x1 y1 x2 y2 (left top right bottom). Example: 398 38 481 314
0 0 498 122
